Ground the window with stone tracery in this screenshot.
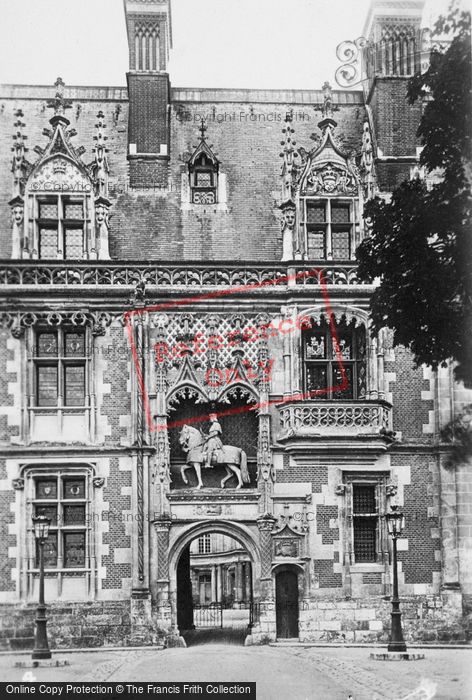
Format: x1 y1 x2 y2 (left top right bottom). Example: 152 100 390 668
301 198 356 260
302 318 366 399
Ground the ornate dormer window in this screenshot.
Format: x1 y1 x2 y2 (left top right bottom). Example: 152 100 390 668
188 121 219 205
10 78 111 260
298 84 360 261
278 84 362 261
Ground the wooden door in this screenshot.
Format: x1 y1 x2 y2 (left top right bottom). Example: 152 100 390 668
275 570 299 638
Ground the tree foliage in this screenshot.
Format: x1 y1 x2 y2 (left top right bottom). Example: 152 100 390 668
356 3 472 386
441 403 472 469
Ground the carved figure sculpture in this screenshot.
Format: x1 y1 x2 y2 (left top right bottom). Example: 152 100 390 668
202 413 223 468
179 423 250 489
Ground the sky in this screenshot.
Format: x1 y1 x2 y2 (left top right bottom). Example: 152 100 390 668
0 0 453 90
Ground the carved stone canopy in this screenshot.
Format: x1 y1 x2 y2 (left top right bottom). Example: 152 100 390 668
298 115 359 198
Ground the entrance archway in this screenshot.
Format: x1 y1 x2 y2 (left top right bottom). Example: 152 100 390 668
275 568 299 639
169 521 261 645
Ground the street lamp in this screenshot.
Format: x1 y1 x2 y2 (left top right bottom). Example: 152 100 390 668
385 505 407 653
32 514 52 660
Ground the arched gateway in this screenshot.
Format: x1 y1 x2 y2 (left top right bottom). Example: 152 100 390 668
168 521 262 643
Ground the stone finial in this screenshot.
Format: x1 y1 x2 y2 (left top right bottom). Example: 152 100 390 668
198 118 207 142
11 110 28 197
93 110 109 198
321 81 333 119
47 77 72 123
279 112 298 203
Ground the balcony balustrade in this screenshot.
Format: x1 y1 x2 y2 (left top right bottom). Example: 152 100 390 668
277 400 393 440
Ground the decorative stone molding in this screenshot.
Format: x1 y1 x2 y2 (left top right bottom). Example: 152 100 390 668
360 120 375 200
12 478 25 490
257 512 277 532
257 413 273 482
92 477 105 488
386 483 397 497
335 484 346 496
168 491 259 503
152 516 172 533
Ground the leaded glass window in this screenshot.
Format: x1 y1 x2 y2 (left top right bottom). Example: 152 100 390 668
33 473 88 570
301 199 356 260
36 196 86 259
34 328 88 407
302 318 367 399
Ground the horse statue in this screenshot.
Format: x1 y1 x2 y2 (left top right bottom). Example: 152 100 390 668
179 424 250 489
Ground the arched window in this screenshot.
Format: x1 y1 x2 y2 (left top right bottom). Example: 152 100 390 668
302 317 367 399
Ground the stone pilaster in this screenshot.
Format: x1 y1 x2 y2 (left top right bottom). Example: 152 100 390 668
152 517 173 629
257 513 276 601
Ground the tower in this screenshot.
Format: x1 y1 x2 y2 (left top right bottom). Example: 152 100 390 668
124 0 173 188
362 0 426 191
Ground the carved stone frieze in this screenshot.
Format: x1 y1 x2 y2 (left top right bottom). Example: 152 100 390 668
0 262 361 287
1 310 115 338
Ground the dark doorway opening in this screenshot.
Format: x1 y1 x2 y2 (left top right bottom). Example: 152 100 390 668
275 569 299 639
176 532 254 645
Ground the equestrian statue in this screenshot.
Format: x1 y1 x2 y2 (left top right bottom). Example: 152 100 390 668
179 413 250 489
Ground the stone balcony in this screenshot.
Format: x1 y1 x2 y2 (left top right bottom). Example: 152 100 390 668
276 400 394 442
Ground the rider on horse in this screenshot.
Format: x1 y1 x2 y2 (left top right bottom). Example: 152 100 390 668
202 413 223 468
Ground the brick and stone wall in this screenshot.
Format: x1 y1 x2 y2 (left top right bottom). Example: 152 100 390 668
0 85 365 261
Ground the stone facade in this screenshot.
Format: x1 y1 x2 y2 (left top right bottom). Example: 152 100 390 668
0 0 470 650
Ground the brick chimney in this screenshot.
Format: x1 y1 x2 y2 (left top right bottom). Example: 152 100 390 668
124 0 173 188
363 0 426 192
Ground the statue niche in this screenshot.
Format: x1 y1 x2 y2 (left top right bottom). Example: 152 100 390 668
168 394 258 489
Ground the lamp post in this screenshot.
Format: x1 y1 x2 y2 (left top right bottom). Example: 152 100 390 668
32 514 52 660
385 505 407 653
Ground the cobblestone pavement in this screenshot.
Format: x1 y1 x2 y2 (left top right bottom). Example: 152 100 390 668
0 645 470 699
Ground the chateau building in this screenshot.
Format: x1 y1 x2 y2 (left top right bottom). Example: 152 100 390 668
0 0 470 648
